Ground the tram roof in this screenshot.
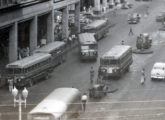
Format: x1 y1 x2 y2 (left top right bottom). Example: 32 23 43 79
29 88 81 119
102 45 131 59
34 41 65 53
6 53 51 69
84 19 107 29
78 33 96 44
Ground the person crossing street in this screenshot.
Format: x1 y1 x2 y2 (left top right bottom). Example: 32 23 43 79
129 27 134 36
140 68 146 85
81 93 88 112
90 66 95 85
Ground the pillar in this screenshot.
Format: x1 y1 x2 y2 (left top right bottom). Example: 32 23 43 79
94 0 101 11
47 10 54 43
62 6 69 39
9 22 18 63
103 0 107 8
30 16 38 53
75 2 80 34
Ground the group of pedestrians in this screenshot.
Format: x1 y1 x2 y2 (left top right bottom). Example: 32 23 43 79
18 47 30 60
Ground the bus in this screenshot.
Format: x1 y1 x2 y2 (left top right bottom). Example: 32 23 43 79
34 41 66 68
82 19 109 40
78 33 98 61
99 45 133 78
28 88 82 120
5 53 52 87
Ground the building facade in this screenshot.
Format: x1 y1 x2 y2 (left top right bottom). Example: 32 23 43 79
0 0 80 86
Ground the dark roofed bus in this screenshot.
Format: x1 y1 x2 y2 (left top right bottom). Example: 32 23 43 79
82 19 109 40
34 41 66 68
99 45 133 78
5 53 52 87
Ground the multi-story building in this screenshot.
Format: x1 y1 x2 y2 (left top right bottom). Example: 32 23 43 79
0 0 80 86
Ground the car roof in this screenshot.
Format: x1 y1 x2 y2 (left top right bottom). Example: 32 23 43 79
154 62 165 68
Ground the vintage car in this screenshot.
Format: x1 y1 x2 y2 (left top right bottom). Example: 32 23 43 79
128 13 140 24
151 62 165 80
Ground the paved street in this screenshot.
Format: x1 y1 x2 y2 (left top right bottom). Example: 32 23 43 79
1 0 165 120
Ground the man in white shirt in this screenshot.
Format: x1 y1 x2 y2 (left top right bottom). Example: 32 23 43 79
81 93 88 112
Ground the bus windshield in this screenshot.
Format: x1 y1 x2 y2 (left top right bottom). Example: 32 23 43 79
81 44 97 50
101 59 118 66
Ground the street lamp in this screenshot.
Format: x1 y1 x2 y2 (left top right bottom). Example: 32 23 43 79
12 87 28 120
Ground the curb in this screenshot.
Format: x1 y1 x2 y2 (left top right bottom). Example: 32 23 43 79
132 48 153 54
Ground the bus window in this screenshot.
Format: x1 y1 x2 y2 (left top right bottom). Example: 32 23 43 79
110 60 118 65
7 69 14 74
14 68 22 74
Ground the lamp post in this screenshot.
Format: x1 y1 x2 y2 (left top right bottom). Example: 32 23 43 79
12 87 28 120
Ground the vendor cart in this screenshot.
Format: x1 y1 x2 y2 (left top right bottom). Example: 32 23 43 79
89 84 109 99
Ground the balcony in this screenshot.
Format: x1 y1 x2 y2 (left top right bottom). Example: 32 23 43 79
0 0 51 10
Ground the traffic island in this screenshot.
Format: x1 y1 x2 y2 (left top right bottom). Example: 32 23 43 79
132 48 153 54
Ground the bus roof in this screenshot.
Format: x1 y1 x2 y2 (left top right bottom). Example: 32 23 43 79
78 33 96 45
34 41 65 53
84 20 107 29
102 45 131 59
29 88 81 119
6 53 51 69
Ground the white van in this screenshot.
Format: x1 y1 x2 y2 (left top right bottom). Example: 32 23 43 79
151 62 165 80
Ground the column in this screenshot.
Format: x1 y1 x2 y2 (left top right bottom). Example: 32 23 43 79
30 16 38 53
47 10 54 43
62 6 69 39
9 22 18 63
94 0 101 11
75 2 80 34
103 0 107 8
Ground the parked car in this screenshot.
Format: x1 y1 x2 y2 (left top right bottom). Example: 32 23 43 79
128 13 141 24
156 12 165 22
151 62 165 80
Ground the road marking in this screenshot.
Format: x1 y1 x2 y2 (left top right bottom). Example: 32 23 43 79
86 99 165 104
76 113 165 120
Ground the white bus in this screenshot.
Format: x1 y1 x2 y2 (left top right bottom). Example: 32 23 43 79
34 41 66 68
28 88 81 120
78 33 98 61
99 45 133 78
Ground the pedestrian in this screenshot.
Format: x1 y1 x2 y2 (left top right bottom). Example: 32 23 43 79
129 27 134 36
68 36 72 47
41 38 47 47
8 78 13 92
90 66 95 85
81 93 88 112
140 68 146 85
72 34 76 44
